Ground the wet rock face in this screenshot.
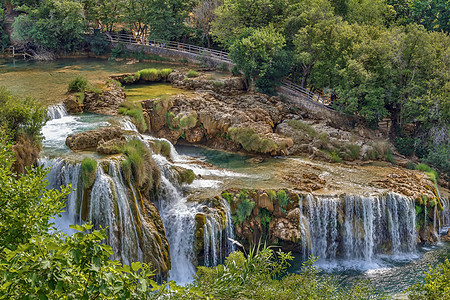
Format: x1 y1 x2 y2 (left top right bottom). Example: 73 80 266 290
65 127 124 151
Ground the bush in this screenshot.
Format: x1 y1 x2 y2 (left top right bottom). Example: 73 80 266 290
288 119 317 137
221 191 234 203
186 70 199 78
231 65 241 76
228 127 278 153
395 135 415 157
424 144 450 179
234 190 255 224
267 190 277 201
118 101 147 133
68 75 89 93
151 140 171 158
217 63 228 72
81 158 97 189
365 141 390 160
276 190 290 208
408 258 450 300
346 144 361 160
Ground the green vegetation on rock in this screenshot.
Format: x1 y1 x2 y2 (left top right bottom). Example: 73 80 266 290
229 127 278 154
118 101 147 133
81 157 97 189
68 75 89 93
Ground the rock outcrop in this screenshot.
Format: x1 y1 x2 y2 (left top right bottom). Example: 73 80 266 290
83 81 127 115
65 127 124 151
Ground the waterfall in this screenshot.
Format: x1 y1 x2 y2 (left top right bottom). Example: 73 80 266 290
157 176 198 284
42 158 146 265
223 199 236 254
440 197 450 235
47 104 68 120
300 193 417 262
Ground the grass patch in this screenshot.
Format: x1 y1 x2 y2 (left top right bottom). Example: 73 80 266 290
365 141 390 160
120 139 160 193
416 163 439 186
288 119 317 137
81 158 97 189
221 191 234 203
186 70 199 78
68 75 89 93
118 101 147 133
346 144 360 160
228 127 278 154
135 68 173 82
151 140 171 158
324 150 342 163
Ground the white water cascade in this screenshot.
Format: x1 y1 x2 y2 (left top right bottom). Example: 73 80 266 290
42 158 146 265
299 193 417 263
47 104 68 120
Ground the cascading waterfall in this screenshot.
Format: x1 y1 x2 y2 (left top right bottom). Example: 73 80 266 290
47 104 68 120
440 197 450 235
42 158 146 265
300 193 417 262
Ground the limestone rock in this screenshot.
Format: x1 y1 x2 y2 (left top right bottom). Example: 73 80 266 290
258 193 274 212
63 95 83 114
65 127 123 151
83 81 126 115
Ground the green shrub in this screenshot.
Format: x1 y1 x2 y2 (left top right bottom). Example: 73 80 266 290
267 190 277 201
179 114 197 129
214 81 224 88
221 191 234 203
408 258 450 300
259 208 272 232
231 65 241 76
186 70 199 78
228 127 278 154
159 68 173 78
365 141 390 160
137 68 160 81
288 119 317 137
81 158 97 189
424 144 450 179
395 135 415 157
346 144 361 160
68 75 89 92
386 147 395 164
217 63 228 72
118 101 147 132
276 190 290 208
407 161 416 170
234 190 255 224
324 150 342 163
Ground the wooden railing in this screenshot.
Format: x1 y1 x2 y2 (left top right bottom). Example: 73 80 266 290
104 32 333 110
105 32 232 63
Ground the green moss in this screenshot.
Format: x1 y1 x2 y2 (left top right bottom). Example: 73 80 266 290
276 190 290 208
118 101 147 133
324 150 342 163
186 69 199 78
228 127 278 154
179 113 197 129
81 158 97 189
221 191 234 203
68 75 89 92
288 119 317 137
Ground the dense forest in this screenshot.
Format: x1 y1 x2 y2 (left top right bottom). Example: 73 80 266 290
2 0 447 181
1 0 450 298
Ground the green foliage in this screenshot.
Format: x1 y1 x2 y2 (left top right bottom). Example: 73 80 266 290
410 0 450 32
217 63 229 72
416 163 439 186
118 101 147 133
267 190 277 201
365 141 391 161
85 34 110 56
0 87 46 143
288 119 317 137
407 161 416 170
151 140 172 158
228 127 278 154
345 144 361 160
234 190 255 224
68 75 89 93
424 144 450 180
259 208 272 232
193 246 383 300
12 0 85 52
186 70 199 78
81 157 97 189
121 139 153 190
325 150 342 163
221 191 234 203
229 25 290 94
395 135 416 156
134 68 173 82
408 258 450 300
276 190 290 208
0 137 69 252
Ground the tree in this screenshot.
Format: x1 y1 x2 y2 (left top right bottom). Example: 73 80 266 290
189 0 222 47
229 25 290 94
211 0 290 48
410 0 450 32
11 0 85 52
408 258 450 300
346 0 396 26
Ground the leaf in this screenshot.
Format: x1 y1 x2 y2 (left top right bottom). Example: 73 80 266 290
131 261 142 272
